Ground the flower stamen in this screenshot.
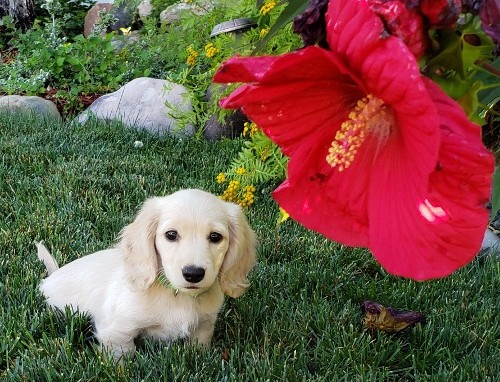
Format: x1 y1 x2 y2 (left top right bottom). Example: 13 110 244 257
326 94 393 171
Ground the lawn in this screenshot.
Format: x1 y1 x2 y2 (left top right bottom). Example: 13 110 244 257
0 112 498 381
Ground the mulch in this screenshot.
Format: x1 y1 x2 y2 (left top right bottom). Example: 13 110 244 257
41 89 102 117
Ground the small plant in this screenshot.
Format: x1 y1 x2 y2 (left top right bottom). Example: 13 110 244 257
0 16 17 50
34 0 93 39
216 123 287 208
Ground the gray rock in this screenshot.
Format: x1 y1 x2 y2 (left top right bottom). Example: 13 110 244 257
84 3 113 37
481 228 500 249
159 1 213 25
111 30 140 51
76 77 194 137
203 84 248 140
138 0 153 18
83 2 133 38
204 109 248 141
0 95 61 120
481 228 500 258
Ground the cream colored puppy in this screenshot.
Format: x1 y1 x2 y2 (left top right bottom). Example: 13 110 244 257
38 189 256 358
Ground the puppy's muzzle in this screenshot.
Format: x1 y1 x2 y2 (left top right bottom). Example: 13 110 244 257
182 265 205 283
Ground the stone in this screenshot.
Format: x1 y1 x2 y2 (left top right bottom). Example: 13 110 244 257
111 30 140 51
204 110 248 141
138 0 153 18
83 2 133 38
75 77 194 137
159 1 213 25
203 84 248 141
84 3 113 37
0 95 61 120
111 2 134 31
481 228 500 251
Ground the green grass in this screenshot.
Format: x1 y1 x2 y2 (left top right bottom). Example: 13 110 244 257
1 112 498 381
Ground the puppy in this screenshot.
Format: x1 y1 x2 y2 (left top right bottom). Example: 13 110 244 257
37 189 256 358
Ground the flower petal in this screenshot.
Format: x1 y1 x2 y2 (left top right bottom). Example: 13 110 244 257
368 79 494 280
273 126 371 247
214 47 363 156
326 0 426 105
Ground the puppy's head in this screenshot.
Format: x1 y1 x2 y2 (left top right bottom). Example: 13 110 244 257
120 189 256 297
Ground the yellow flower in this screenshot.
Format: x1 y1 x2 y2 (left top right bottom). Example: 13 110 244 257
205 43 220 58
238 185 256 208
219 178 256 208
277 207 290 225
228 179 239 190
186 46 199 66
259 28 270 38
216 172 226 184
260 148 270 161
221 180 240 202
120 27 132 36
243 122 259 137
235 167 246 175
259 1 276 16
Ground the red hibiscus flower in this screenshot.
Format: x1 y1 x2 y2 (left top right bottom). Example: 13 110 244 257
213 0 494 280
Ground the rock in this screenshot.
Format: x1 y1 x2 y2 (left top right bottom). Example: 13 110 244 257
84 2 133 38
204 110 248 141
84 3 113 37
138 0 153 18
203 84 248 140
0 95 61 120
159 1 213 25
111 2 134 31
111 30 140 51
75 77 194 137
481 228 500 258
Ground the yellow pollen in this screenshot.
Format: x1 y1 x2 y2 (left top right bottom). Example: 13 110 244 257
326 94 392 171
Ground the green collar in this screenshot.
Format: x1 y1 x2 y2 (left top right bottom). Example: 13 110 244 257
156 273 207 298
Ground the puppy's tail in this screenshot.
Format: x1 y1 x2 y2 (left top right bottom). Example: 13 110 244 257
37 242 59 275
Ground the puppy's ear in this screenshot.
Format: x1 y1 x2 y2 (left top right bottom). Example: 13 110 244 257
220 203 257 298
120 198 160 291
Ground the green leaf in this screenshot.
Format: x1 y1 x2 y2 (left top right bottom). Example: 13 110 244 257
457 80 482 119
492 166 500 220
461 18 495 75
66 56 80 66
462 36 494 76
430 73 471 100
427 29 464 77
56 56 65 67
253 0 308 54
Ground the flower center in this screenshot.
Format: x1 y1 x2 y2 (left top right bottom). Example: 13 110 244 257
326 94 393 171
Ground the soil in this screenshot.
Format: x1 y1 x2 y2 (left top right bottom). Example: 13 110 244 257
41 89 102 117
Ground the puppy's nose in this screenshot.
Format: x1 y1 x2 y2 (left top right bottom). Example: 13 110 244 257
182 266 205 283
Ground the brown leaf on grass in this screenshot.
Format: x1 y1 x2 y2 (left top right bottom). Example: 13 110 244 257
361 301 426 333
221 348 230 362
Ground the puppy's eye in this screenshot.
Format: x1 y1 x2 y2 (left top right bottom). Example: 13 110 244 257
208 232 223 244
165 230 179 242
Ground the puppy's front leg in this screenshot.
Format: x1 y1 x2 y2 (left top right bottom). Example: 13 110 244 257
189 318 216 347
96 326 137 360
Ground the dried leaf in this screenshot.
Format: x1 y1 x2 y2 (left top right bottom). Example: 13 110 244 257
361 301 426 333
222 348 230 362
